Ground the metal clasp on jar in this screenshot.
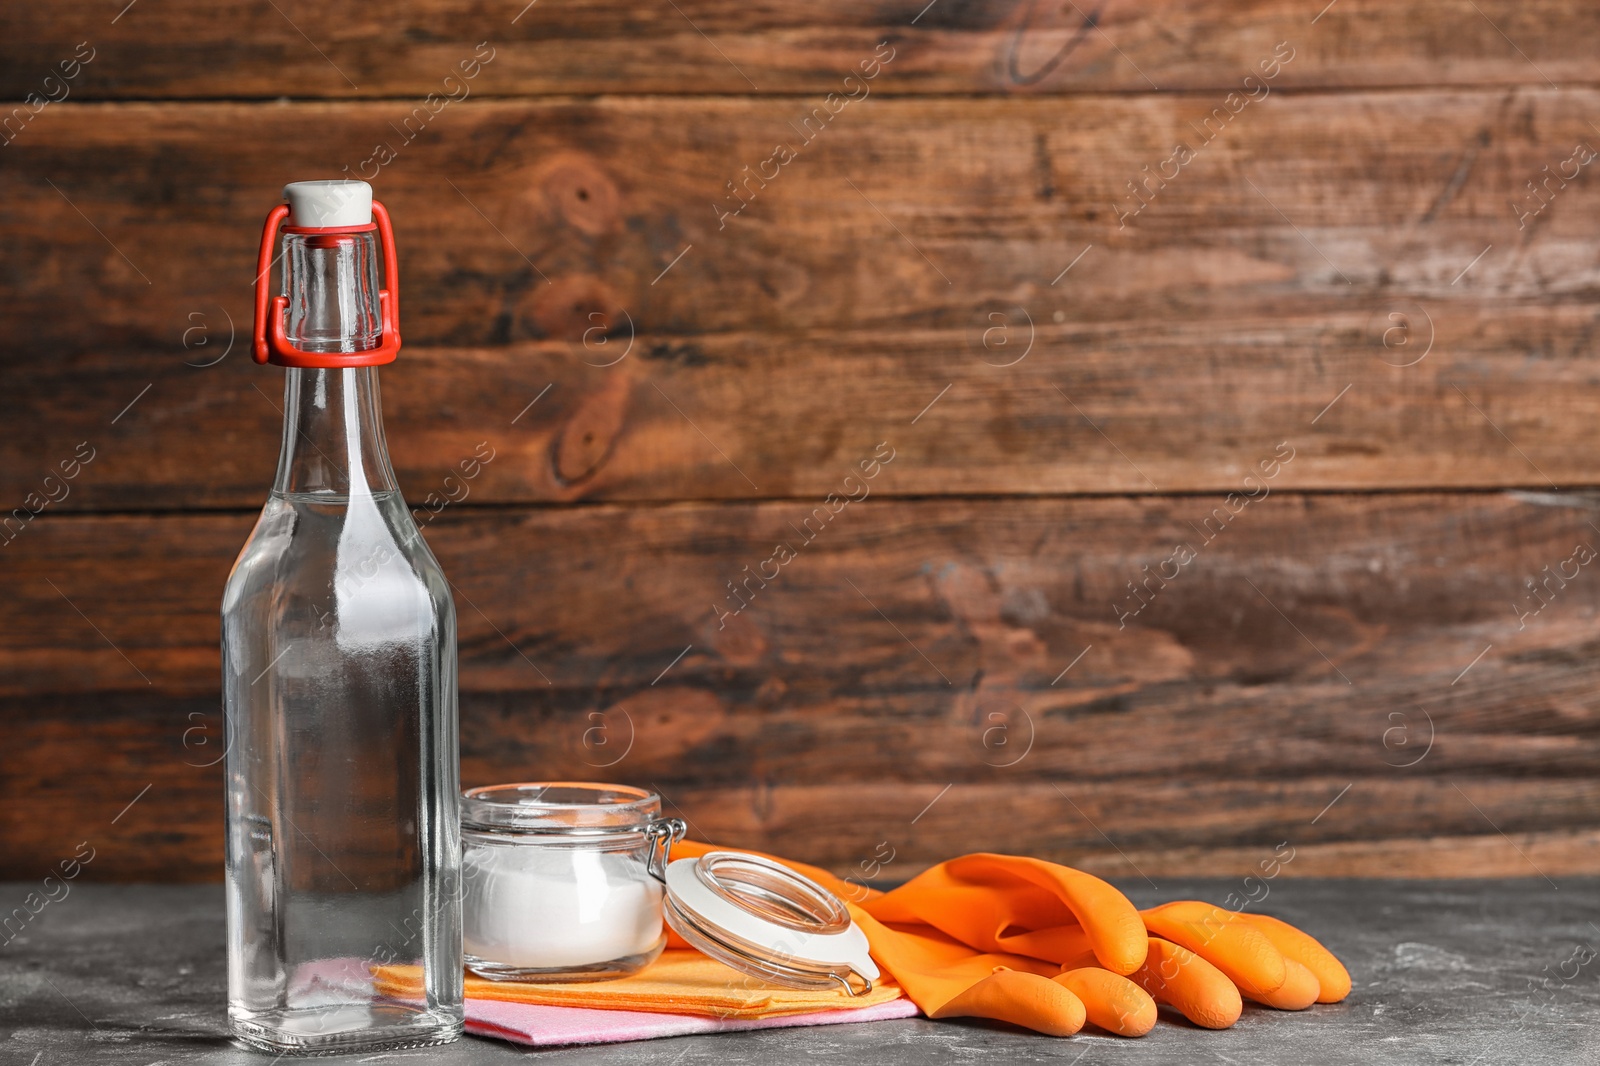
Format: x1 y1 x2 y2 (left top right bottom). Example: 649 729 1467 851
644 817 687 882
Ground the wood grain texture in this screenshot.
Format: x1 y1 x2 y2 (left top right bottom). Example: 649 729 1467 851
4 2 1596 885
5 301 1600 513
4 490 1597 879
0 1 1594 100
6 90 1600 509
4 91 1598 360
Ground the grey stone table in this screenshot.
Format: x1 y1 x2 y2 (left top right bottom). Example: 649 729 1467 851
2 879 1597 1065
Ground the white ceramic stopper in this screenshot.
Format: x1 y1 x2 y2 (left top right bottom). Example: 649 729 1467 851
283 179 372 228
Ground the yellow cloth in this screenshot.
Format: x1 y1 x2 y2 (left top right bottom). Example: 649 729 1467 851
373 949 904 1019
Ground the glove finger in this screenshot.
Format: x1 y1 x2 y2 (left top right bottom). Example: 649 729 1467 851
1141 901 1287 996
1055 967 1157 1036
1244 957 1320 1010
1239 913 1352 1003
1130 936 1242 1030
929 968 1086 1037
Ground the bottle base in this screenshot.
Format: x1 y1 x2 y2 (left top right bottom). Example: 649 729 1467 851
230 1004 462 1056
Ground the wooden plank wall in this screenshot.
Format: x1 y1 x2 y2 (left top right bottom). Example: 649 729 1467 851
3 1 1599 882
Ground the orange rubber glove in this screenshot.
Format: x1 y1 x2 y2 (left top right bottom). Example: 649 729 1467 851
857 853 1150 1036
673 842 1144 1036
671 842 1349 1037
1139 902 1352 1015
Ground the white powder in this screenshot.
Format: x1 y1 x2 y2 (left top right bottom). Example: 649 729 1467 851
462 845 663 969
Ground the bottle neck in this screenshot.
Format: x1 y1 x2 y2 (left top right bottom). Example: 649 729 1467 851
273 367 399 497
284 228 382 353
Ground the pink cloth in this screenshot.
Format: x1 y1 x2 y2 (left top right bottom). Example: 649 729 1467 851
465 995 920 1047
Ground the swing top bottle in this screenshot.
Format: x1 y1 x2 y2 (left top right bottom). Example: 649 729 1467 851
221 180 463 1054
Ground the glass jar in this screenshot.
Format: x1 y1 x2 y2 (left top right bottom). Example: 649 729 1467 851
461 783 686 981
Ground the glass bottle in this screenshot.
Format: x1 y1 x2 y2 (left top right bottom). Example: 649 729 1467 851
222 180 463 1054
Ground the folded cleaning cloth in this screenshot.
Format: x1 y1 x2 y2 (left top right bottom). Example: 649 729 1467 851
466 995 918 1047
373 949 906 1019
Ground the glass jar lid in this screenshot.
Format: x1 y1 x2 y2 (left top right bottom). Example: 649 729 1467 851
461 781 661 835
663 851 879 996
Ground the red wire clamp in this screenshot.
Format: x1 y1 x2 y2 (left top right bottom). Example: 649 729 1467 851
252 200 402 368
